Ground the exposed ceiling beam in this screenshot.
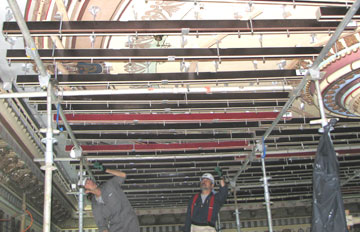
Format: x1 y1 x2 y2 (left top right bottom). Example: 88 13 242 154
65 140 250 152
58 112 280 123
16 70 300 84
6 47 323 62
158 0 357 7
3 20 355 36
317 7 360 21
37 101 286 112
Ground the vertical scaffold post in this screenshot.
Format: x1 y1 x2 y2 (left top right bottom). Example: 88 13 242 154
232 186 241 232
42 83 55 232
261 138 273 232
79 158 84 232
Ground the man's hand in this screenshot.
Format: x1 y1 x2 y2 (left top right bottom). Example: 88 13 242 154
215 167 226 187
215 167 223 177
93 162 106 172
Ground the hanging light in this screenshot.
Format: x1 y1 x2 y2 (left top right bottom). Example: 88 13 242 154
310 33 318 44
246 0 254 12
277 60 287 70
252 60 258 70
282 5 292 19
5 37 17 49
5 7 13 21
89 6 100 20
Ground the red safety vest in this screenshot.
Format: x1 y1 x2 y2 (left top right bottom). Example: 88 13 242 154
191 193 215 223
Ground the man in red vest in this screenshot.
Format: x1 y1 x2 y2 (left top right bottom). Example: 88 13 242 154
184 170 228 232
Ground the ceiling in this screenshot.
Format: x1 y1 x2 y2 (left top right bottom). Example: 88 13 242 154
1 0 360 229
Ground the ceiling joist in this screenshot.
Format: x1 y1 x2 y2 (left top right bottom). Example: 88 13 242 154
16 70 300 85
2 19 356 36
7 47 323 62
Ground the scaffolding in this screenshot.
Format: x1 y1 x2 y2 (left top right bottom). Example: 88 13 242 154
2 0 360 231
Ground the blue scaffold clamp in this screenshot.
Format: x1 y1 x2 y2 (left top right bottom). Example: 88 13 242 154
261 136 267 159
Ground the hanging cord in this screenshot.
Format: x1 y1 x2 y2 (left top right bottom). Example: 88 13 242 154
0 210 33 231
22 210 33 232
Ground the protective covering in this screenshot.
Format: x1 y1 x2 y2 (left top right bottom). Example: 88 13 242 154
311 122 348 232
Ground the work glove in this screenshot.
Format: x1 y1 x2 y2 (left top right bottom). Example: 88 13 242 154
215 167 223 177
93 162 106 172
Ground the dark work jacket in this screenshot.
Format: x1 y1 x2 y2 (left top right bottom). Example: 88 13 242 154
91 176 140 232
184 185 228 232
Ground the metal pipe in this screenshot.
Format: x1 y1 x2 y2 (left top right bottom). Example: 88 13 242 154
341 170 360 187
0 85 294 99
312 1 360 69
315 80 328 127
233 187 241 232
78 158 84 232
5 0 95 182
264 0 360 141
6 0 90 225
231 0 360 183
34 153 248 162
50 90 95 182
6 0 49 87
20 193 26 232
261 157 273 232
217 213 222 232
42 83 54 232
231 149 256 184
33 144 360 162
4 2 91 227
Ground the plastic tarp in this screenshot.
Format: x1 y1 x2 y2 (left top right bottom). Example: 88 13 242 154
311 124 348 232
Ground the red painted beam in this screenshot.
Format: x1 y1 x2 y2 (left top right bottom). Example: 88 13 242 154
65 140 249 152
58 112 281 123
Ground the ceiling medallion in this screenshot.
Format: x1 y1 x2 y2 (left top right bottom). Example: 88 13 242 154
306 32 360 118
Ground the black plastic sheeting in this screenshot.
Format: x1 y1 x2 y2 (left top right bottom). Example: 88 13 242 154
311 123 348 232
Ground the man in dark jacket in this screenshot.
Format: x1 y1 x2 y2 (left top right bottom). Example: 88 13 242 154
184 172 228 232
84 163 140 232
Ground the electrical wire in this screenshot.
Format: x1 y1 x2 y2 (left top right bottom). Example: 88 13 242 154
22 209 33 232
0 209 32 231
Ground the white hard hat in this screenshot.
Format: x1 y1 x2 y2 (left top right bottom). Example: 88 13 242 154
201 173 215 184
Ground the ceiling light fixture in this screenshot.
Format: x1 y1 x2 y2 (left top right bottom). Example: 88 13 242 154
246 0 254 12
252 60 258 70
277 60 287 70
310 33 318 44
5 37 17 49
282 5 292 19
89 6 100 21
5 7 13 21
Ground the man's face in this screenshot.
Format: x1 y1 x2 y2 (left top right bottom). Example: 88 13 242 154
84 179 97 191
200 178 214 191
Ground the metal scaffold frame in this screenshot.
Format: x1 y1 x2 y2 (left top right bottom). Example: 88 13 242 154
5 1 94 231
229 0 360 231
3 0 360 231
